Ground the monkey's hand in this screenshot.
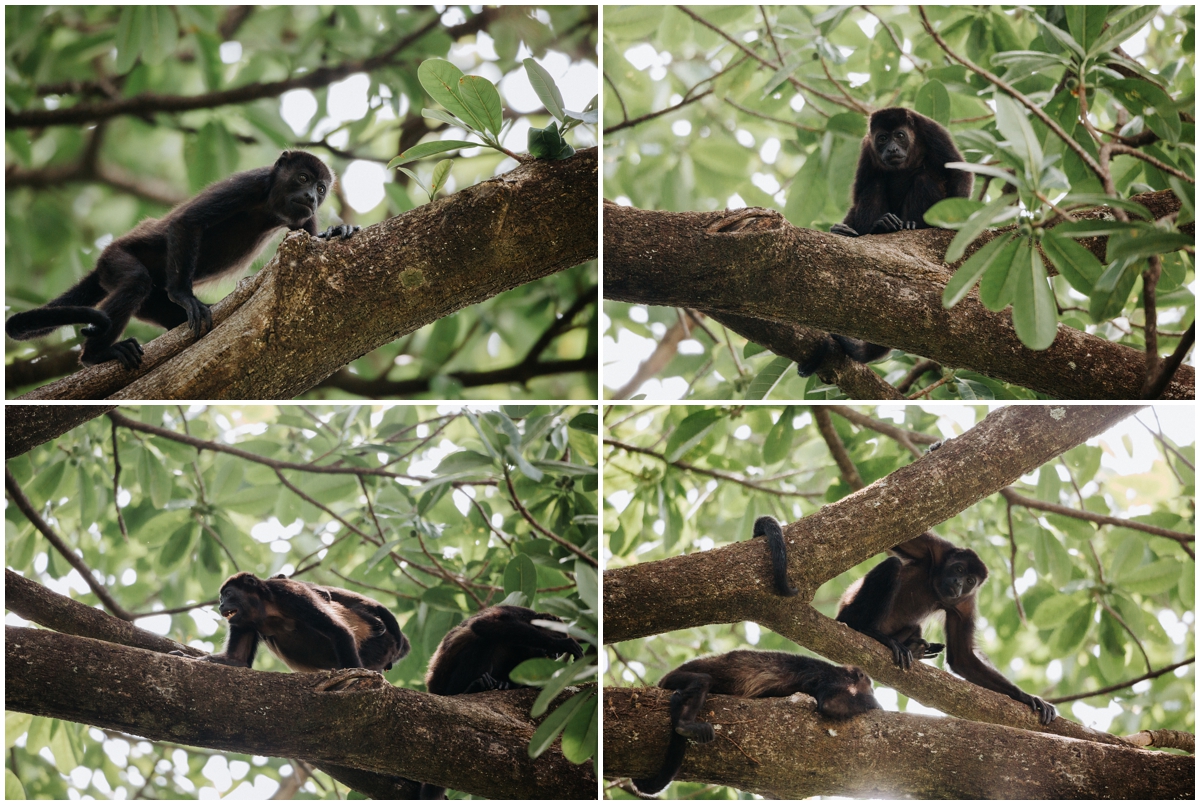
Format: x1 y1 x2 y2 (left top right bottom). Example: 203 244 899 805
81 338 144 370
317 224 360 239
676 721 715 744
870 213 918 234
1028 695 1057 725
887 638 915 670
167 291 213 339
829 222 860 237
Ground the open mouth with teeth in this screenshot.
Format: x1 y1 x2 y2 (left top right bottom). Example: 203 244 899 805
222 610 237 620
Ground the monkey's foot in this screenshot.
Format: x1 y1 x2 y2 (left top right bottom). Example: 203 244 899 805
676 721 715 744
315 668 385 692
82 338 144 370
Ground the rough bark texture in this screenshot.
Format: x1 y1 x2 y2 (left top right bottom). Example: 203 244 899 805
604 405 1142 742
7 627 595 799
603 195 1194 399
5 404 114 457
18 148 598 400
604 688 1192 799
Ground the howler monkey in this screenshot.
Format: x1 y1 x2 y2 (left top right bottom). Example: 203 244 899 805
178 572 409 673
837 531 1057 724
420 605 584 798
5 150 359 370
632 650 881 795
752 515 797 596
797 107 974 377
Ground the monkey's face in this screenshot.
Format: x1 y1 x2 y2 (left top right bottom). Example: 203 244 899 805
217 584 264 627
873 127 914 170
935 557 985 603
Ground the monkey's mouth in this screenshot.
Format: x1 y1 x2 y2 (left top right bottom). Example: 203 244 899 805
221 609 237 620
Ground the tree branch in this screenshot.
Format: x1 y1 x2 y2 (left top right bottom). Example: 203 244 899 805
602 202 1194 399
18 149 597 400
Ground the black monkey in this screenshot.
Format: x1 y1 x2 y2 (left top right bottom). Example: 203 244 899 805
420 605 584 798
5 151 359 370
798 107 974 377
837 531 1057 724
176 572 409 673
751 515 797 596
632 650 881 795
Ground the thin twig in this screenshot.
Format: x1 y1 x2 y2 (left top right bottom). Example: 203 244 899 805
604 438 822 498
504 468 598 567
1048 657 1195 704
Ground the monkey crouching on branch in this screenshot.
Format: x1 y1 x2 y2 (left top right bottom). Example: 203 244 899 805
632 650 881 796
5 150 359 370
837 531 1057 724
419 605 585 798
175 572 408 673
798 107 974 377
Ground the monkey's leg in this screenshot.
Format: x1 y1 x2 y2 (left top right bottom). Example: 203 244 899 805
665 672 715 743
85 250 152 369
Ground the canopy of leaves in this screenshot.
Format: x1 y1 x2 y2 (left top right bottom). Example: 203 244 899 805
5 5 598 399
603 5 1194 400
6 404 598 799
603 404 1194 799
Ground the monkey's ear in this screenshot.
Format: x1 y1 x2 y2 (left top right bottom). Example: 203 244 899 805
275 151 293 167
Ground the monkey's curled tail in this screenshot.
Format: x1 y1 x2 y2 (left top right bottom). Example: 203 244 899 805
753 515 798 596
5 274 109 340
630 731 688 797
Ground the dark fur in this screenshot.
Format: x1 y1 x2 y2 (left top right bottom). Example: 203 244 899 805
752 515 797 596
837 532 1056 724
179 572 408 673
420 605 584 798
798 108 973 377
632 650 880 795
5 150 358 369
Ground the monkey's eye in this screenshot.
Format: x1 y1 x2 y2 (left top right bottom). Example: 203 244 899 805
298 173 309 183
318 185 326 196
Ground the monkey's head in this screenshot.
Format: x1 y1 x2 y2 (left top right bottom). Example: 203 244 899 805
217 572 271 626
527 610 585 660
269 150 335 227
867 108 924 171
816 665 882 719
934 547 988 604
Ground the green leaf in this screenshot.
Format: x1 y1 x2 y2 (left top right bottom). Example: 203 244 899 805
433 450 495 474
1119 559 1182 595
944 193 1018 263
458 75 503 136
529 123 575 159
509 657 566 685
762 405 797 465
992 95 1043 170
417 58 486 132
523 58 566 124
1012 247 1059 350
160 522 198 572
575 558 598 611
559 690 598 763
141 5 178 66
914 80 951 127
430 159 453 194
115 7 145 74
1089 6 1160 57
924 197 985 228
1088 255 1140 321
503 554 538 603
944 234 1017 308
1106 226 1193 262
1031 593 1081 629
505 445 544 482
388 140 480 168
421 108 469 128
1041 231 1103 295
744 355 792 400
531 664 582 718
395 167 431 200
1066 5 1107 52
6 767 26 800
569 412 598 433
664 408 721 462
529 688 590 757
979 235 1026 311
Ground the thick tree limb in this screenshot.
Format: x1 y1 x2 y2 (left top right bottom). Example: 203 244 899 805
6 627 595 799
5 403 113 457
603 688 1192 798
18 148 597 400
603 203 1194 399
604 406 1141 740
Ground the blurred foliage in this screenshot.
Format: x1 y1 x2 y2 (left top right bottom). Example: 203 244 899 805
603 5 1194 399
5 5 598 399
603 404 1194 799
6 404 598 799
